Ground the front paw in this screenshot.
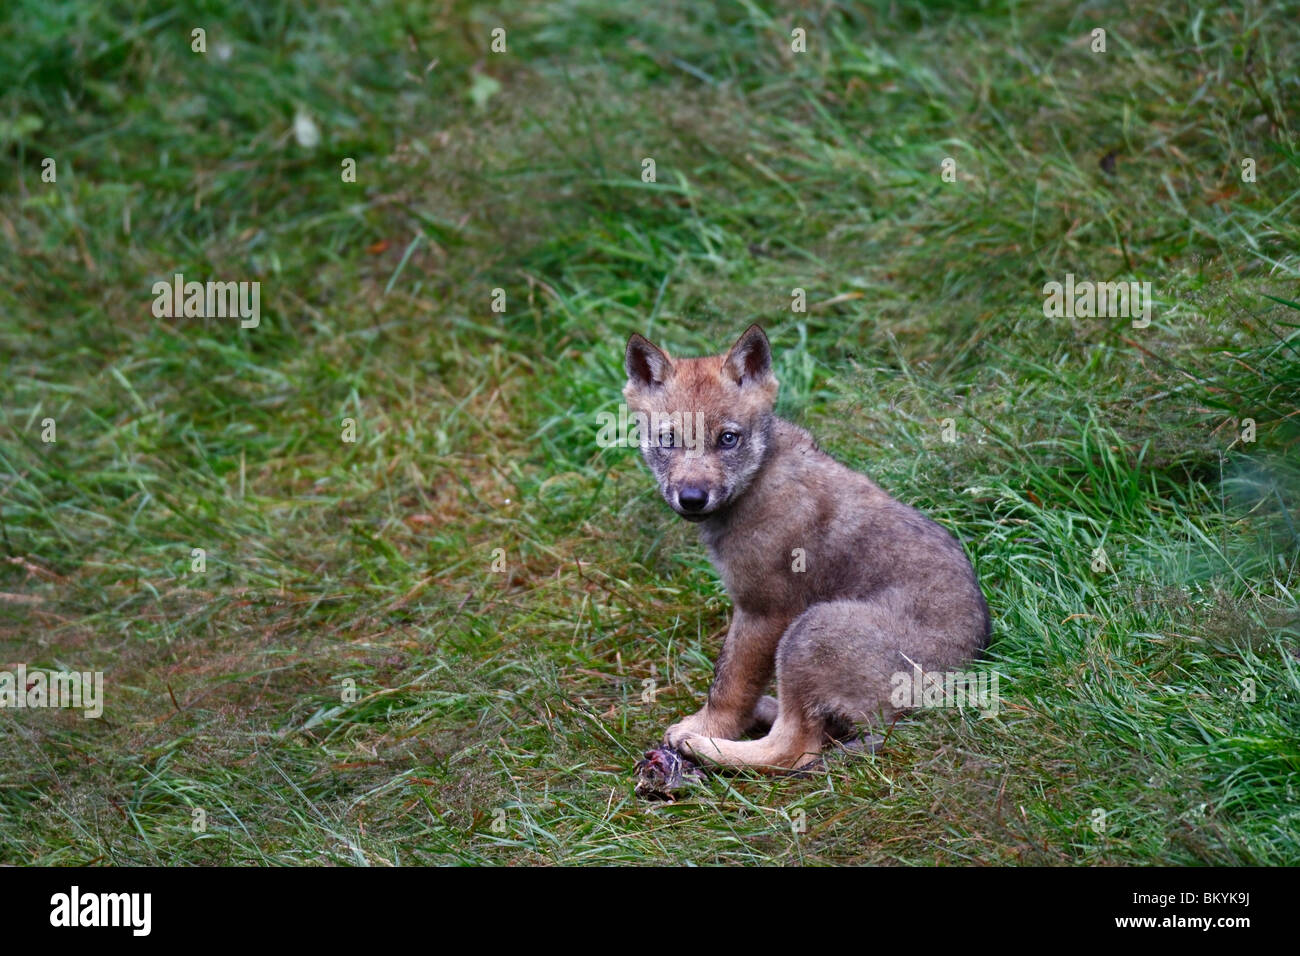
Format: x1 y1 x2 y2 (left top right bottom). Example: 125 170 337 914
663 718 702 749
675 732 715 764
665 707 746 748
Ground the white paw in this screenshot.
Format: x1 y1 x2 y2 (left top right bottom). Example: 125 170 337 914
663 720 696 749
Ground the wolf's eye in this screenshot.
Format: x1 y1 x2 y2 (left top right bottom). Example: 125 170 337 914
718 430 741 449
658 429 676 448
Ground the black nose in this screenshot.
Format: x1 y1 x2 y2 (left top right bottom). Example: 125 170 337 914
678 486 709 512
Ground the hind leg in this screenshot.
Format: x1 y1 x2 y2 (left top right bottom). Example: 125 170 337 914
672 694 779 755
678 598 930 771
679 686 824 770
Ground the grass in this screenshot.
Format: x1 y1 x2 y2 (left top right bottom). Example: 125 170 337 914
0 0 1297 865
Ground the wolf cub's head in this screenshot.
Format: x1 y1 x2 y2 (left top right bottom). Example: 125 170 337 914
623 325 779 522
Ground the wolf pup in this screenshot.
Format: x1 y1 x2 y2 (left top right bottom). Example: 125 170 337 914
624 325 990 770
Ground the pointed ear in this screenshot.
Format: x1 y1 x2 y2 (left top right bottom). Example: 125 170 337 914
722 324 774 387
625 333 673 388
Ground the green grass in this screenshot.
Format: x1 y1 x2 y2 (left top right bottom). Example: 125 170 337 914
1 0 1297 865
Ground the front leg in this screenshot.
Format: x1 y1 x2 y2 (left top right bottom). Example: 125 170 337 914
664 609 787 747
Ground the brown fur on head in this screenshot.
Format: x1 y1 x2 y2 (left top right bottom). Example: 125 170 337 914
623 325 780 521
